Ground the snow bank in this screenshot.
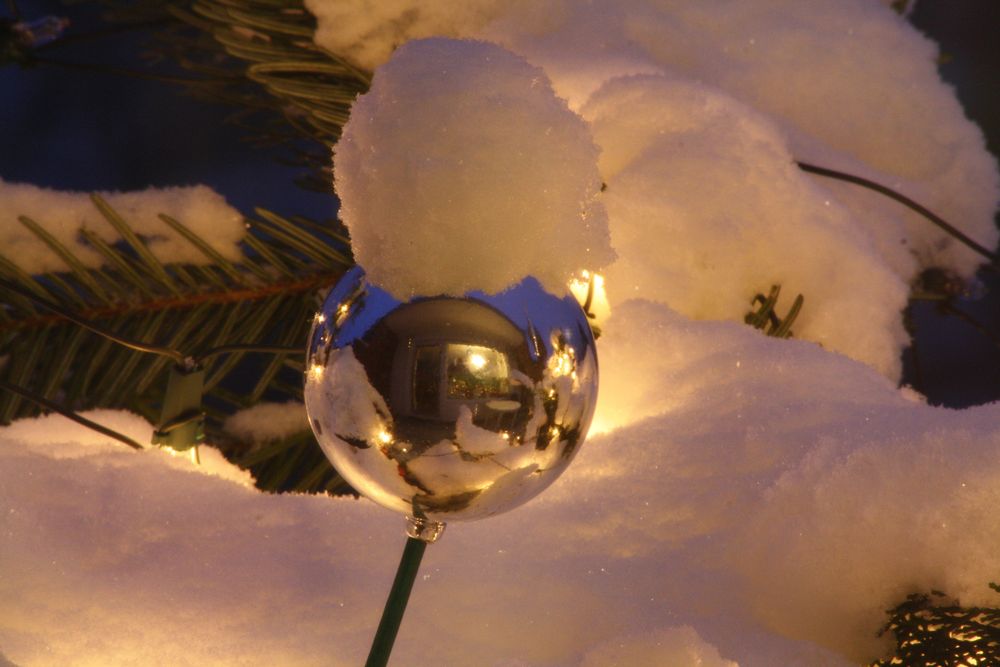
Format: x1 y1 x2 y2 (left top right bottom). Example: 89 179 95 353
0 179 245 274
583 74 910 378
4 309 1000 665
333 38 613 299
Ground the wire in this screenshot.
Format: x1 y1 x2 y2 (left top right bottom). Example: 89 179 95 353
0 379 144 450
0 276 190 365
796 161 998 265
198 344 304 362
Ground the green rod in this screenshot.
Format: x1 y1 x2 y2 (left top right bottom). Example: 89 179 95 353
365 536 427 667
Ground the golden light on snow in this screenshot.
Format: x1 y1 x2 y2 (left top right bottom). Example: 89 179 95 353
569 270 610 328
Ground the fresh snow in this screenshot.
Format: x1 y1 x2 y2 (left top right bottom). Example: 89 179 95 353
3 0 1000 665
333 38 614 300
222 401 309 447
310 0 1000 379
4 315 1000 665
0 180 246 274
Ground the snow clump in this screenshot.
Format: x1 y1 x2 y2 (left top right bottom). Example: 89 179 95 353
333 38 614 300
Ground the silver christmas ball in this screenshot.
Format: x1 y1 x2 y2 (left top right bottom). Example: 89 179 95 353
304 267 598 530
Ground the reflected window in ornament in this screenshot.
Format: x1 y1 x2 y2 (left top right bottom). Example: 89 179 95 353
445 345 511 400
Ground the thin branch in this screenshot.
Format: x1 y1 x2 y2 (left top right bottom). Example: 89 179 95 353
0 271 342 335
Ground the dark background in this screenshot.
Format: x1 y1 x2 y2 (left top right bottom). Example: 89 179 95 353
2 1 998 407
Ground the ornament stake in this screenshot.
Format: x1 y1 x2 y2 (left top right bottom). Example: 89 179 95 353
366 521 438 667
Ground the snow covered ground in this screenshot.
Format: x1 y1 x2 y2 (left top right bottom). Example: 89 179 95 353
4 320 1000 665
2 0 1000 665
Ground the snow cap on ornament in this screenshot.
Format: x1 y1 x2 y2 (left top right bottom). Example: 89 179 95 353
332 37 615 300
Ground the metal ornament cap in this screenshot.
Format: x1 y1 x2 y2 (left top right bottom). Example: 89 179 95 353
304 267 599 524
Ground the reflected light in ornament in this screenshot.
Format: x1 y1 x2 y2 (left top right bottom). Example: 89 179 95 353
568 270 610 329
304 266 599 539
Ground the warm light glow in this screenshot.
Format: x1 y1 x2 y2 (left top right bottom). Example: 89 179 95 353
467 352 488 371
568 270 611 327
335 301 352 325
314 313 326 324
162 444 200 465
308 364 324 381
547 347 577 379
377 429 393 445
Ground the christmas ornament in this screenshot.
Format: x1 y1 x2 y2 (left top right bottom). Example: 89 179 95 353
304 266 599 538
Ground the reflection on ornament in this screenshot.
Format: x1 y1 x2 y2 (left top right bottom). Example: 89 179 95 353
304 267 599 538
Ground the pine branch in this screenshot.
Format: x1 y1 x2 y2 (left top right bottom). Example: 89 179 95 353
0 195 353 494
172 0 372 150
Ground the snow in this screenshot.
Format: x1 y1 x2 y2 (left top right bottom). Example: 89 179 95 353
0 179 245 274
4 1 1000 665
310 0 1000 378
4 312 1000 665
222 401 309 446
583 74 910 378
332 38 614 300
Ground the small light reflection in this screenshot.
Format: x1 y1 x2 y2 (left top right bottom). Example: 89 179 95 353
308 364 324 381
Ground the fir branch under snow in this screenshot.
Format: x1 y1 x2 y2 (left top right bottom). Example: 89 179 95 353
312 0 999 380
0 179 245 274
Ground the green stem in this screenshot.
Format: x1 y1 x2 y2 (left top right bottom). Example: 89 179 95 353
366 536 427 667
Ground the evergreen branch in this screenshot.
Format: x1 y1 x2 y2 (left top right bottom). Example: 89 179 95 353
0 194 351 494
182 0 372 149
744 285 803 338
0 270 340 335
0 276 189 364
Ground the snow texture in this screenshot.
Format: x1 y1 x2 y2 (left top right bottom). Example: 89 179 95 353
223 401 309 446
0 179 245 274
309 0 1000 379
4 310 1000 665
332 38 614 300
4 1 1000 665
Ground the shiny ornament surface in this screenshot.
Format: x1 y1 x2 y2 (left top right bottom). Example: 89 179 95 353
304 267 598 524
